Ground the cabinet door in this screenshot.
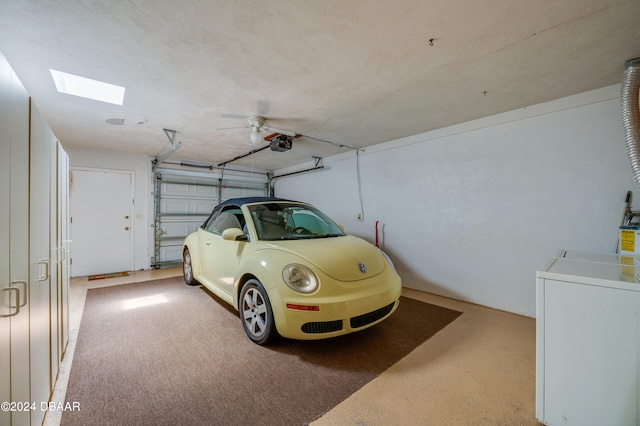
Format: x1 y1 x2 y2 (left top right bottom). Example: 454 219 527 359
0 51 13 426
48 127 59 388
54 142 70 366
10 67 30 426
29 102 55 426
0 53 31 426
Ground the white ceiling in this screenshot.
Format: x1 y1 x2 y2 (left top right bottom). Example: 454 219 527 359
0 0 638 171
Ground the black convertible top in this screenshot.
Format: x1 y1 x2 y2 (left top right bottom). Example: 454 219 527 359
216 196 297 209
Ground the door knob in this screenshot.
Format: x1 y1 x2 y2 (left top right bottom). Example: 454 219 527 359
125 226 130 231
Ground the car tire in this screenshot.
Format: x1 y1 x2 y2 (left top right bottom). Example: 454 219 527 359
182 247 199 286
239 279 277 345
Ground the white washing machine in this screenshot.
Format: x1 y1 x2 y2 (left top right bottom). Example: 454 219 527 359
536 250 640 425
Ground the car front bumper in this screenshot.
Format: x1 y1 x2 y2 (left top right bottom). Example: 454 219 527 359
270 272 402 340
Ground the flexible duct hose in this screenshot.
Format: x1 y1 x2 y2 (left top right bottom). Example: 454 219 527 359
622 57 640 188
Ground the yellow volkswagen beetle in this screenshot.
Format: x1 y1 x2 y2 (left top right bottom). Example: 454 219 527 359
182 197 402 345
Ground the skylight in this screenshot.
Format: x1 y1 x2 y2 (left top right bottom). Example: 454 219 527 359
50 69 125 105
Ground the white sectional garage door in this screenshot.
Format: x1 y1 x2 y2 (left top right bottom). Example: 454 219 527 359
154 169 267 268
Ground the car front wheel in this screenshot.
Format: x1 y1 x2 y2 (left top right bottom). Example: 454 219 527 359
182 247 199 286
239 279 277 345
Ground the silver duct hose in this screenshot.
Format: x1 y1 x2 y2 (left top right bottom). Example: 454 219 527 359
622 57 640 188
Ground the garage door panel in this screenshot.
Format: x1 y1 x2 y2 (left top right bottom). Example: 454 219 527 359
161 181 217 197
160 198 215 215
159 218 204 239
221 187 266 199
159 242 184 266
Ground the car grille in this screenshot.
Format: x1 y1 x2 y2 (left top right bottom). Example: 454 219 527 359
301 320 343 334
350 302 396 329
300 302 396 334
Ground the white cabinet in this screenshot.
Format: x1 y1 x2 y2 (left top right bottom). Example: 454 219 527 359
536 250 640 425
0 52 70 426
0 50 32 426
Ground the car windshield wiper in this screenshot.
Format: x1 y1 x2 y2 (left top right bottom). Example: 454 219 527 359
274 233 345 240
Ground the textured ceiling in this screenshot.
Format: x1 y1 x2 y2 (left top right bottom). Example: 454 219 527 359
0 0 638 171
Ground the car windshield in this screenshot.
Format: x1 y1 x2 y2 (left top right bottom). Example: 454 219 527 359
248 202 346 241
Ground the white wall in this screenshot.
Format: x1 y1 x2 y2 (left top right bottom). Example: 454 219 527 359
273 85 636 317
66 148 154 271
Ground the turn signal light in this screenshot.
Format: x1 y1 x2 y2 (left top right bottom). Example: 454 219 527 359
286 303 320 311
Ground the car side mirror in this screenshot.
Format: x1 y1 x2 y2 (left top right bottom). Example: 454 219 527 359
222 228 247 241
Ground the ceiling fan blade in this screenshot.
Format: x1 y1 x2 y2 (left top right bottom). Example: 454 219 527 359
216 126 249 131
220 113 250 119
262 125 296 137
256 100 270 116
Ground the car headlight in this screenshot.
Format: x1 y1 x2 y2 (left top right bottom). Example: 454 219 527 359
380 250 396 270
282 264 318 294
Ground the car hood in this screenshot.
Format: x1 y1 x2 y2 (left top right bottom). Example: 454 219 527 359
259 235 386 282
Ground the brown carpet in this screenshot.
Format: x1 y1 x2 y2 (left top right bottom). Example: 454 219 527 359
62 277 461 426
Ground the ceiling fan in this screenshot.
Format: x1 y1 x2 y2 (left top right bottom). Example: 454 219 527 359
246 115 297 143
216 115 301 167
216 113 358 166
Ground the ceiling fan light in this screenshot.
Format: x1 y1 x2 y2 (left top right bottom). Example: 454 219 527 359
250 128 262 143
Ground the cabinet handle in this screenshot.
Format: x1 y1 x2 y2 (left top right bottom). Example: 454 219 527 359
63 240 72 256
0 287 20 318
37 259 50 281
53 248 61 264
10 280 27 308
53 247 66 263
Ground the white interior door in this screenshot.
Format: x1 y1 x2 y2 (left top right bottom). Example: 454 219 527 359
70 168 133 277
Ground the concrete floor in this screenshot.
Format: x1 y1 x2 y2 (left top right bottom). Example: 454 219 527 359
314 287 539 425
45 268 539 426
